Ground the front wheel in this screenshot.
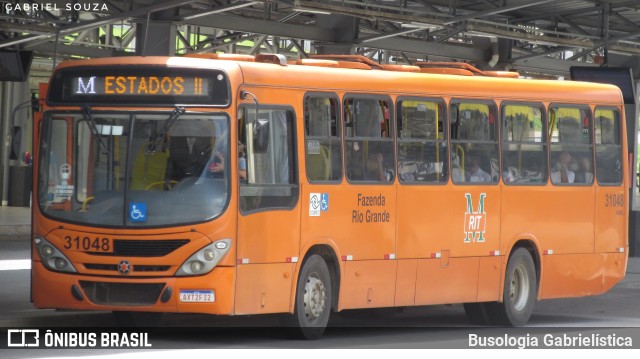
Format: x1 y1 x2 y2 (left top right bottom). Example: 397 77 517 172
287 254 332 340
491 247 537 326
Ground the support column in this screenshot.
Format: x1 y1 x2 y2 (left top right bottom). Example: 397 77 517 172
135 5 178 56
1 82 14 206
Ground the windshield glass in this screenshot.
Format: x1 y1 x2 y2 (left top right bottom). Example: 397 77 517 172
38 111 229 227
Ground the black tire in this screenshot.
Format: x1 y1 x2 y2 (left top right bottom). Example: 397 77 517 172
491 247 537 326
287 254 332 340
463 302 492 325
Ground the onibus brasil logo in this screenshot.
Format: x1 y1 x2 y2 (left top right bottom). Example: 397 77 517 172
464 193 486 243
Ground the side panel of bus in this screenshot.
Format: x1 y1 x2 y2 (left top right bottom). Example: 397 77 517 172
234 87 300 314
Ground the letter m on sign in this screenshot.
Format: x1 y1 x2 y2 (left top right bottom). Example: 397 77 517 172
464 193 487 243
76 76 97 94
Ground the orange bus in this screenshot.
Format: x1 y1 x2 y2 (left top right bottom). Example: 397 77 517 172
32 54 628 339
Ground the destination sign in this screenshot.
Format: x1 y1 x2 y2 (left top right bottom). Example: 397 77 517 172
72 76 208 97
47 67 230 106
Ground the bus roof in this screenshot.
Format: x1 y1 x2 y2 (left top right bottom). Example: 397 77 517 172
237 61 623 105
52 56 624 105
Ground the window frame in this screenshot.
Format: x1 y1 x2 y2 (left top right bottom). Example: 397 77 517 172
343 93 395 185
500 101 548 186
395 96 448 186
594 106 624 187
449 98 500 186
548 103 594 187
237 104 300 215
303 92 343 184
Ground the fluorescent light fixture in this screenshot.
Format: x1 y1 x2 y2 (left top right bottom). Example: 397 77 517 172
292 7 331 15
401 21 436 29
182 1 260 20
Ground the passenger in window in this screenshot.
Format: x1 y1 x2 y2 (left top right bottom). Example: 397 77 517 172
169 136 212 179
208 142 247 180
574 156 593 184
238 142 247 181
467 157 492 183
366 151 387 182
550 151 575 184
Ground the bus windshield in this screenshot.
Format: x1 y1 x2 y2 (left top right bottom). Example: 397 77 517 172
38 111 229 227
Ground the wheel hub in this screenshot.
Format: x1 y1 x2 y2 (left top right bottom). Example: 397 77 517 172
510 263 530 311
303 273 326 322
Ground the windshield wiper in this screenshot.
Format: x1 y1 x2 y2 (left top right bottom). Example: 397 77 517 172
82 105 110 155
146 106 185 154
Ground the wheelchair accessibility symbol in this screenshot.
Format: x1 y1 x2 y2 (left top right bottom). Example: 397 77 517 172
129 202 147 222
309 193 329 217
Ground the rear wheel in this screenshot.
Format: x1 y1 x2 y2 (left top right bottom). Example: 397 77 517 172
491 247 537 326
288 254 332 340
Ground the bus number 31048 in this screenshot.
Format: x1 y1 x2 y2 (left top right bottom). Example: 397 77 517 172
63 236 112 253
605 193 624 208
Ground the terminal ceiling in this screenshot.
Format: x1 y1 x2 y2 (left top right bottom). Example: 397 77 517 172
2 0 640 80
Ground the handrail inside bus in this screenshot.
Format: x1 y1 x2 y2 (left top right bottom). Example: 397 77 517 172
455 144 465 182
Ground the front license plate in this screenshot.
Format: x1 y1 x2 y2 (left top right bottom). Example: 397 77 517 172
180 290 215 303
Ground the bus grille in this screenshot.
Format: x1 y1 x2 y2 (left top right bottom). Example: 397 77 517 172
79 281 165 306
88 239 189 257
84 264 171 272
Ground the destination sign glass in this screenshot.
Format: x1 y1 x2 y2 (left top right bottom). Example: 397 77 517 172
71 75 209 97
47 67 230 106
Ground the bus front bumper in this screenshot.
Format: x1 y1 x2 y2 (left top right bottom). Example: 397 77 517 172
31 261 235 315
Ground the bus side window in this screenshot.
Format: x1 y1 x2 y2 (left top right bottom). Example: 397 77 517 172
239 107 299 212
304 95 342 182
344 97 394 183
501 104 547 185
549 106 593 185
396 99 448 184
450 101 499 185
595 108 622 185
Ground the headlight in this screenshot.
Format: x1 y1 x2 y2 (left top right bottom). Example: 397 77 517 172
176 239 231 276
34 237 77 273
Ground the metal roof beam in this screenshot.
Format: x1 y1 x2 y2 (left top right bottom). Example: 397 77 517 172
0 0 197 49
568 30 640 60
180 1 261 20
444 0 554 25
611 11 640 32
511 46 573 62
556 15 593 37
434 25 466 44
357 28 425 44
516 5 605 24
513 56 597 76
362 37 489 62
26 42 116 58
182 13 336 42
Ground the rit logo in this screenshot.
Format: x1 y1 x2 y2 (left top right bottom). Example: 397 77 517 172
464 193 487 243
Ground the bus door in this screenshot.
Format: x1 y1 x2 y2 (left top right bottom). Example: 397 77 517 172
414 101 502 305
235 102 300 314
593 107 626 291
538 106 597 297
40 115 74 212
338 96 397 309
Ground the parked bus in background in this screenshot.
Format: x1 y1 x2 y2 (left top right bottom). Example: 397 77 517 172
32 54 628 339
